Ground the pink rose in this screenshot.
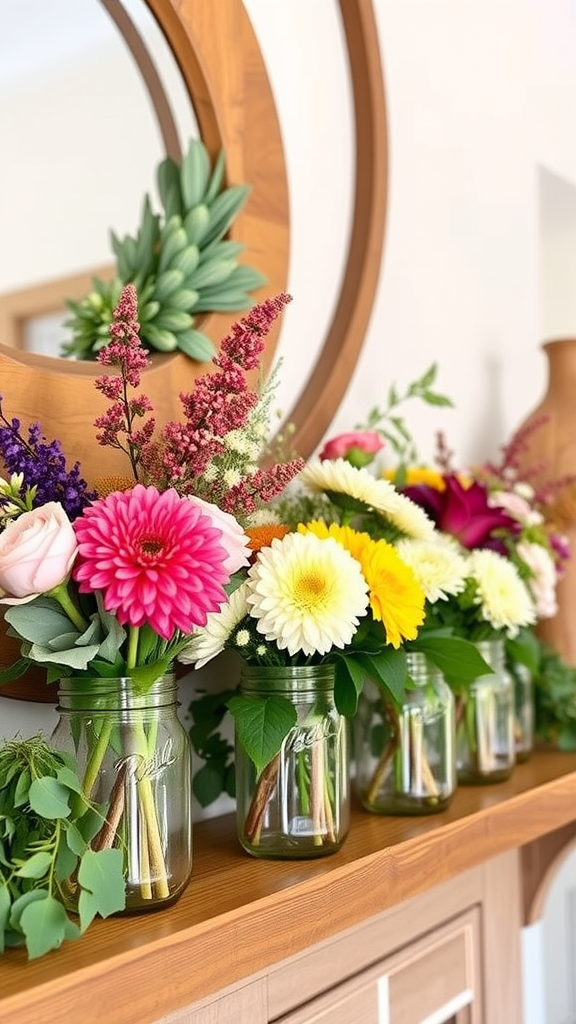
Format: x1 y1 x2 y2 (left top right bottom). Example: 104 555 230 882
319 430 384 468
517 540 559 619
187 496 251 574
489 490 543 527
0 502 78 605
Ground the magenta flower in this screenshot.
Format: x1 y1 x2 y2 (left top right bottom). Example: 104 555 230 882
403 473 519 552
73 484 230 639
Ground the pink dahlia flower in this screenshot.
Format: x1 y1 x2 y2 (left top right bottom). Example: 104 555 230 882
73 484 231 640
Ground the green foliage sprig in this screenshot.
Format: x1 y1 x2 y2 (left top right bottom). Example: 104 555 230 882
0 736 125 959
359 363 453 467
63 139 266 362
188 689 237 808
532 643 576 750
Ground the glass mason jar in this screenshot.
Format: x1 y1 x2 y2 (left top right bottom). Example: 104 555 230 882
508 660 534 763
354 652 456 815
455 639 515 784
51 672 192 912
235 664 350 859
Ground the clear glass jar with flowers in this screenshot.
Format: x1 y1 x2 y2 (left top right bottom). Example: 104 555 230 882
0 286 304 917
395 468 543 781
182 455 489 841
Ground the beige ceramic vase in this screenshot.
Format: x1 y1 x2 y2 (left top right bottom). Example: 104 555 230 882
514 338 576 665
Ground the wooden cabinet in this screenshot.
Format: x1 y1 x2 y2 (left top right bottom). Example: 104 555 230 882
2 753 576 1024
271 910 481 1024
156 849 522 1024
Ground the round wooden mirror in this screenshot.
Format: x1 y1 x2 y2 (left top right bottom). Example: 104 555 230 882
0 0 387 700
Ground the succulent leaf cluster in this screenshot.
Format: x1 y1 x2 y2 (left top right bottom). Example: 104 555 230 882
63 139 266 362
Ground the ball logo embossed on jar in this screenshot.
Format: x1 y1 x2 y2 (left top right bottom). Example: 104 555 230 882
115 738 177 784
283 716 340 754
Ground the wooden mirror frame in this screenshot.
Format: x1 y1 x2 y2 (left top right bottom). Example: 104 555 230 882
0 0 387 701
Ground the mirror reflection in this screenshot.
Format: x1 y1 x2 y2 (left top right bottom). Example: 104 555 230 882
0 0 198 357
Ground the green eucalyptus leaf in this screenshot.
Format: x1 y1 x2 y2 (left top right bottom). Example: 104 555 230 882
13 768 31 808
14 851 53 879
28 777 72 819
55 833 78 881
9 887 47 928
228 694 297 775
77 849 126 930
20 894 78 959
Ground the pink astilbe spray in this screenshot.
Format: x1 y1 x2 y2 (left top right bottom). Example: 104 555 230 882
144 293 304 513
93 288 304 520
220 462 305 516
94 283 155 482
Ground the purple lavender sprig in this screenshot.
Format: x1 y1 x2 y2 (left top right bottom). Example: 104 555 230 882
0 401 96 521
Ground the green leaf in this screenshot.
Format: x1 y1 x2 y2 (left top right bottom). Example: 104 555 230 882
204 148 226 205
175 328 216 362
13 767 31 808
25 640 101 670
14 850 53 879
55 833 78 881
334 657 365 717
357 647 407 704
0 658 31 687
228 694 297 775
192 763 225 808
0 884 11 953
20 894 78 959
506 628 541 675
412 636 490 687
4 598 77 645
28 777 72 819
77 849 126 930
180 139 211 210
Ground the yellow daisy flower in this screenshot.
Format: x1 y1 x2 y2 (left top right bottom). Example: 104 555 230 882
300 520 425 648
360 537 426 647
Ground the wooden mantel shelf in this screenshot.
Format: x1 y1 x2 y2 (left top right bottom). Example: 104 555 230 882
2 751 576 1024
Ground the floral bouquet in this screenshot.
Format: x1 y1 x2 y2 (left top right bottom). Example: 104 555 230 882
0 286 303 903
181 454 489 842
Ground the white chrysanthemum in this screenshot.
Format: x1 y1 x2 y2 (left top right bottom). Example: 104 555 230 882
178 583 250 669
396 538 468 604
245 531 369 657
301 458 435 540
467 549 536 636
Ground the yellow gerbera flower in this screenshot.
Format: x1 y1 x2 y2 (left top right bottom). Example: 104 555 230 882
360 537 426 647
383 466 446 490
301 520 425 647
298 520 372 563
